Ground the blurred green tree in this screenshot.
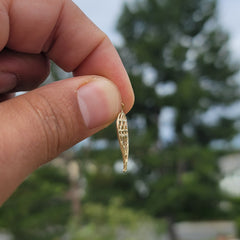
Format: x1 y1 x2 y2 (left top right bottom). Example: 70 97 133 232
0 165 71 240
69 198 164 240
80 0 240 239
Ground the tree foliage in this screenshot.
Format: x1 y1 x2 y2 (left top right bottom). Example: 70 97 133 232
0 165 70 240
69 198 164 240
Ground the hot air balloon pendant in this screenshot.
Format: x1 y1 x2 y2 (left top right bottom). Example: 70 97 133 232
116 103 129 172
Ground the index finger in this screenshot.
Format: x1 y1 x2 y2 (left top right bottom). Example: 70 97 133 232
0 0 134 111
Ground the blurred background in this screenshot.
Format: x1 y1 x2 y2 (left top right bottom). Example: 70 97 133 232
1 0 240 239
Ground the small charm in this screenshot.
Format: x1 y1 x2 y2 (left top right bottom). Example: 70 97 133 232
116 103 129 172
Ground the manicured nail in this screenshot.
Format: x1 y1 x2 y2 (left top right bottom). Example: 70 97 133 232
0 72 17 94
77 78 122 129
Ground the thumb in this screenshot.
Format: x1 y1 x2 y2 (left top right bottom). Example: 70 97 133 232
0 75 122 204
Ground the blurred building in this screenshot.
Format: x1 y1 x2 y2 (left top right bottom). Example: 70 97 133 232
0 233 11 240
219 153 240 197
161 221 236 240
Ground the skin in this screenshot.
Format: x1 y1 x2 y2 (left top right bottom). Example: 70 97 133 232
0 0 134 205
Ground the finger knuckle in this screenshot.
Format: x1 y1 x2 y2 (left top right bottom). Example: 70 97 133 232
23 92 70 160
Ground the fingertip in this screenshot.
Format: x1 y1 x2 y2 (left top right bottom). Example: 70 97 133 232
73 37 134 114
77 76 122 129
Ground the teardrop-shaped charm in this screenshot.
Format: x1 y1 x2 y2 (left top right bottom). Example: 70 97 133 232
116 104 129 172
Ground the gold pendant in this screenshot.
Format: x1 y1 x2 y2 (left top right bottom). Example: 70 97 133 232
116 103 129 172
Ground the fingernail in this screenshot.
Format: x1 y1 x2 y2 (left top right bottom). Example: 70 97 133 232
77 78 122 129
0 72 17 94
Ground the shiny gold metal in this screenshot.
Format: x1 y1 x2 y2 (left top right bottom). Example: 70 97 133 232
116 103 129 172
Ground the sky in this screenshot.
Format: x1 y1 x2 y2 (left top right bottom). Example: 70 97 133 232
73 0 240 59
73 0 126 45
218 0 240 59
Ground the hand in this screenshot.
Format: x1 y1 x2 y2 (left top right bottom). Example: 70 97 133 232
0 0 134 205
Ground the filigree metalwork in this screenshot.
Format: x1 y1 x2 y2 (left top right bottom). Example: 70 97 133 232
116 103 129 172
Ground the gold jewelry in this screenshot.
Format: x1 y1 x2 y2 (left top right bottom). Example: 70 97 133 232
116 103 129 172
